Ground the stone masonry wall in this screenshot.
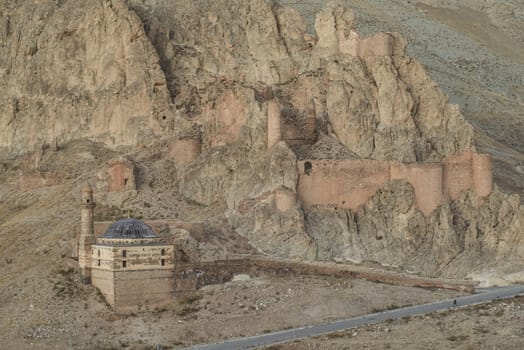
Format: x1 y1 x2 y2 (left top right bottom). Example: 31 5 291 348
113 269 174 313
297 153 492 216
390 162 443 216
107 160 135 192
91 269 115 306
297 159 390 211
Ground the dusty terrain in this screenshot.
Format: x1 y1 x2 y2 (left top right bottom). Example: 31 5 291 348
262 295 524 350
0 271 465 350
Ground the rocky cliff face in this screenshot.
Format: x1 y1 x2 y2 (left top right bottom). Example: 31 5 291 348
0 0 174 157
0 0 521 279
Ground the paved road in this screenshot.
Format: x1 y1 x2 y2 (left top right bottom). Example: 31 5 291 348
184 284 524 350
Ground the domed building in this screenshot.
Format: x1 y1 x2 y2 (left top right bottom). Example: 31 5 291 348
78 183 174 313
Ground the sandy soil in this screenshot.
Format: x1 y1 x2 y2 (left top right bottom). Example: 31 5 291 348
0 272 464 350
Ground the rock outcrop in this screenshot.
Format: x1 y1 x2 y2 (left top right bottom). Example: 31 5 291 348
0 0 174 157
0 0 521 280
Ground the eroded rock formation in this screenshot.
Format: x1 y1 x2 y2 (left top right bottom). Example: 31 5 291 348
0 0 521 279
0 0 175 156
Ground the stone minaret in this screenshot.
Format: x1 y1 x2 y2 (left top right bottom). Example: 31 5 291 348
78 182 95 284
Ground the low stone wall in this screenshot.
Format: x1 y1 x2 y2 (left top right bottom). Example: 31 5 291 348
107 159 135 192
174 255 475 294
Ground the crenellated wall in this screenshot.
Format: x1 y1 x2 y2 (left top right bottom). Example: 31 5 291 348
297 153 492 216
297 159 391 211
443 151 492 200
390 163 443 216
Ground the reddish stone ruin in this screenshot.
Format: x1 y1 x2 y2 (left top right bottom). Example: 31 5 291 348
338 30 394 58
107 159 135 192
297 151 492 216
204 89 248 148
169 137 201 165
267 98 317 148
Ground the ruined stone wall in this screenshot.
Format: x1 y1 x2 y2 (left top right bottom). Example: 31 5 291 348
390 162 443 216
266 100 316 148
443 151 474 200
360 33 394 57
107 160 135 192
297 159 391 210
173 256 474 293
297 153 492 215
280 109 317 146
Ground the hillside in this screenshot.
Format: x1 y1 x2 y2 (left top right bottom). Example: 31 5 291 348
0 0 522 349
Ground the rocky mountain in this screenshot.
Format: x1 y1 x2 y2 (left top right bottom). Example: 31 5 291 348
0 0 522 291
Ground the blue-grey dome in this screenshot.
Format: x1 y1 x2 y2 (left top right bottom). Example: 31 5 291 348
101 219 158 239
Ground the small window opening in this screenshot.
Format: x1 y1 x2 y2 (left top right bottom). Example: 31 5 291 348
98 249 100 256
161 259 165 266
161 248 166 256
122 261 127 268
97 260 100 266
162 115 167 120
124 178 128 186
86 199 90 203
122 250 127 258
304 161 312 176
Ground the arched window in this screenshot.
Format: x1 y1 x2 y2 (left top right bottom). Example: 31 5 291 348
304 161 312 175
161 248 166 256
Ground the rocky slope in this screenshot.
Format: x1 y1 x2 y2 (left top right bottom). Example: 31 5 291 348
0 0 522 288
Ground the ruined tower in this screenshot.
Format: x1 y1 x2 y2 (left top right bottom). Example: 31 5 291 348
78 182 95 283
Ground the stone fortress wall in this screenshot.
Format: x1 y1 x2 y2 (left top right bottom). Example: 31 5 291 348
296 151 492 216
